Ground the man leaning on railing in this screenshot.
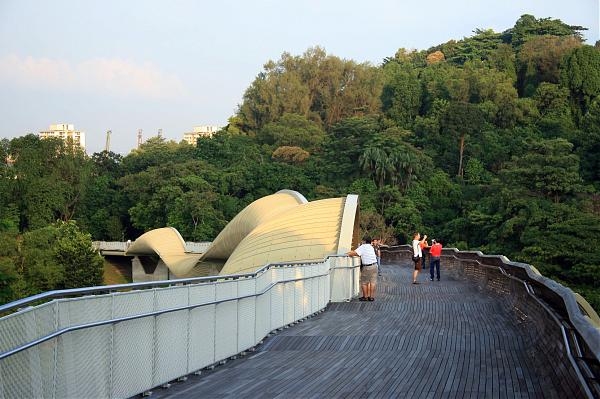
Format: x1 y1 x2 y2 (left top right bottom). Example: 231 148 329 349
347 236 378 302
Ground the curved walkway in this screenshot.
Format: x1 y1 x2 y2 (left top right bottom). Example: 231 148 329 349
147 260 563 398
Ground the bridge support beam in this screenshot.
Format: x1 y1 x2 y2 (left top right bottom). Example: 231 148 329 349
132 256 170 282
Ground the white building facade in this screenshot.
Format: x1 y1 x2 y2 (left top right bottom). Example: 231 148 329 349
39 124 86 151
183 125 220 145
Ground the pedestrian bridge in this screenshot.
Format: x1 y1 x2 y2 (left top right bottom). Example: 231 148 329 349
0 247 598 398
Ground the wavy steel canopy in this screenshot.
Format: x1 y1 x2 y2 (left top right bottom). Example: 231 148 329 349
125 227 201 276
126 190 359 277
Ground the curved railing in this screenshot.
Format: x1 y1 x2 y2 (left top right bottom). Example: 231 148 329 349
382 245 600 399
0 256 360 399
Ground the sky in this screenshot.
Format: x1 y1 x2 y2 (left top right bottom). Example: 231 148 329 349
0 0 598 155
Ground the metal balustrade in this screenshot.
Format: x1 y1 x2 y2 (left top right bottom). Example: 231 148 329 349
383 245 600 399
92 241 211 254
0 256 360 399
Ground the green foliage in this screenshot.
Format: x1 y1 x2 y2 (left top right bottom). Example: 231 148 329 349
20 225 64 294
380 62 422 127
258 113 325 151
464 158 491 184
560 45 600 118
321 116 382 185
384 196 422 243
238 47 383 132
521 214 600 279
168 190 226 241
577 98 600 184
271 146 310 164
500 138 582 202
359 127 422 191
504 14 587 49
0 222 104 304
517 35 581 96
0 232 19 303
440 102 486 177
347 178 378 212
196 132 263 169
383 48 428 68
54 221 103 289
487 44 517 80
358 210 397 245
444 29 504 65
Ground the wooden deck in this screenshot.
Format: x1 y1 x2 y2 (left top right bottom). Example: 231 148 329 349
148 261 566 398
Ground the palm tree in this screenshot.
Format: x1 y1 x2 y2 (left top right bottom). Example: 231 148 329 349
360 146 390 188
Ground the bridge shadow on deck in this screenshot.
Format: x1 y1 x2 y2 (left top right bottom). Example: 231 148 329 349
148 261 563 398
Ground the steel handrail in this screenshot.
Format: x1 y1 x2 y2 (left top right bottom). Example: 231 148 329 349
500 268 595 398
0 269 336 361
0 257 349 315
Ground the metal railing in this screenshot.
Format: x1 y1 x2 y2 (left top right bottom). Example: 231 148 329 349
92 241 212 254
0 255 360 399
383 245 600 399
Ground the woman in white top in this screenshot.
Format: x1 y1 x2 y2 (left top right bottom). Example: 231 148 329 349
412 232 427 284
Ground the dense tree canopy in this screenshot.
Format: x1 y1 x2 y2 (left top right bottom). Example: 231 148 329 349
1 14 598 311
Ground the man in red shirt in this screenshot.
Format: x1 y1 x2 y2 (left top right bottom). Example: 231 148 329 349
429 239 443 281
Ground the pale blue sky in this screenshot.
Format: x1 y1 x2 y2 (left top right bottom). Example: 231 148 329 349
1 0 598 154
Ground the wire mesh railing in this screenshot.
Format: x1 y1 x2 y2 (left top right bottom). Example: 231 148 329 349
0 256 360 399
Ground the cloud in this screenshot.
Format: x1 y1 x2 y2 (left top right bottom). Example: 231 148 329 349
0 54 187 99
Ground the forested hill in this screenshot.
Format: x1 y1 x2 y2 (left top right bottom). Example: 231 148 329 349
0 14 599 309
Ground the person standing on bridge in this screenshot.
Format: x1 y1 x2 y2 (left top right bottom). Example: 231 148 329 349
419 237 429 270
348 236 378 301
372 237 382 276
412 232 427 284
429 239 442 281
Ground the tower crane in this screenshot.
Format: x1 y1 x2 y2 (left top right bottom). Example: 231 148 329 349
137 129 143 148
105 130 111 152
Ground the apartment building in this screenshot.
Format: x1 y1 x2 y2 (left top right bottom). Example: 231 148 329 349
183 125 220 145
39 124 86 151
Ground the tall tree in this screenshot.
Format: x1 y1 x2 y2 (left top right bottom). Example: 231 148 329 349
500 138 583 203
238 47 383 132
504 14 586 49
560 45 600 119
54 221 104 289
322 116 381 185
440 102 485 177
257 113 325 151
578 98 600 185
9 135 90 230
517 35 581 96
380 61 422 127
446 29 504 65
533 83 576 139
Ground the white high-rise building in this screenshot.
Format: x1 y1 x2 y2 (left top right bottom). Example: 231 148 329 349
183 125 220 145
39 124 86 151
